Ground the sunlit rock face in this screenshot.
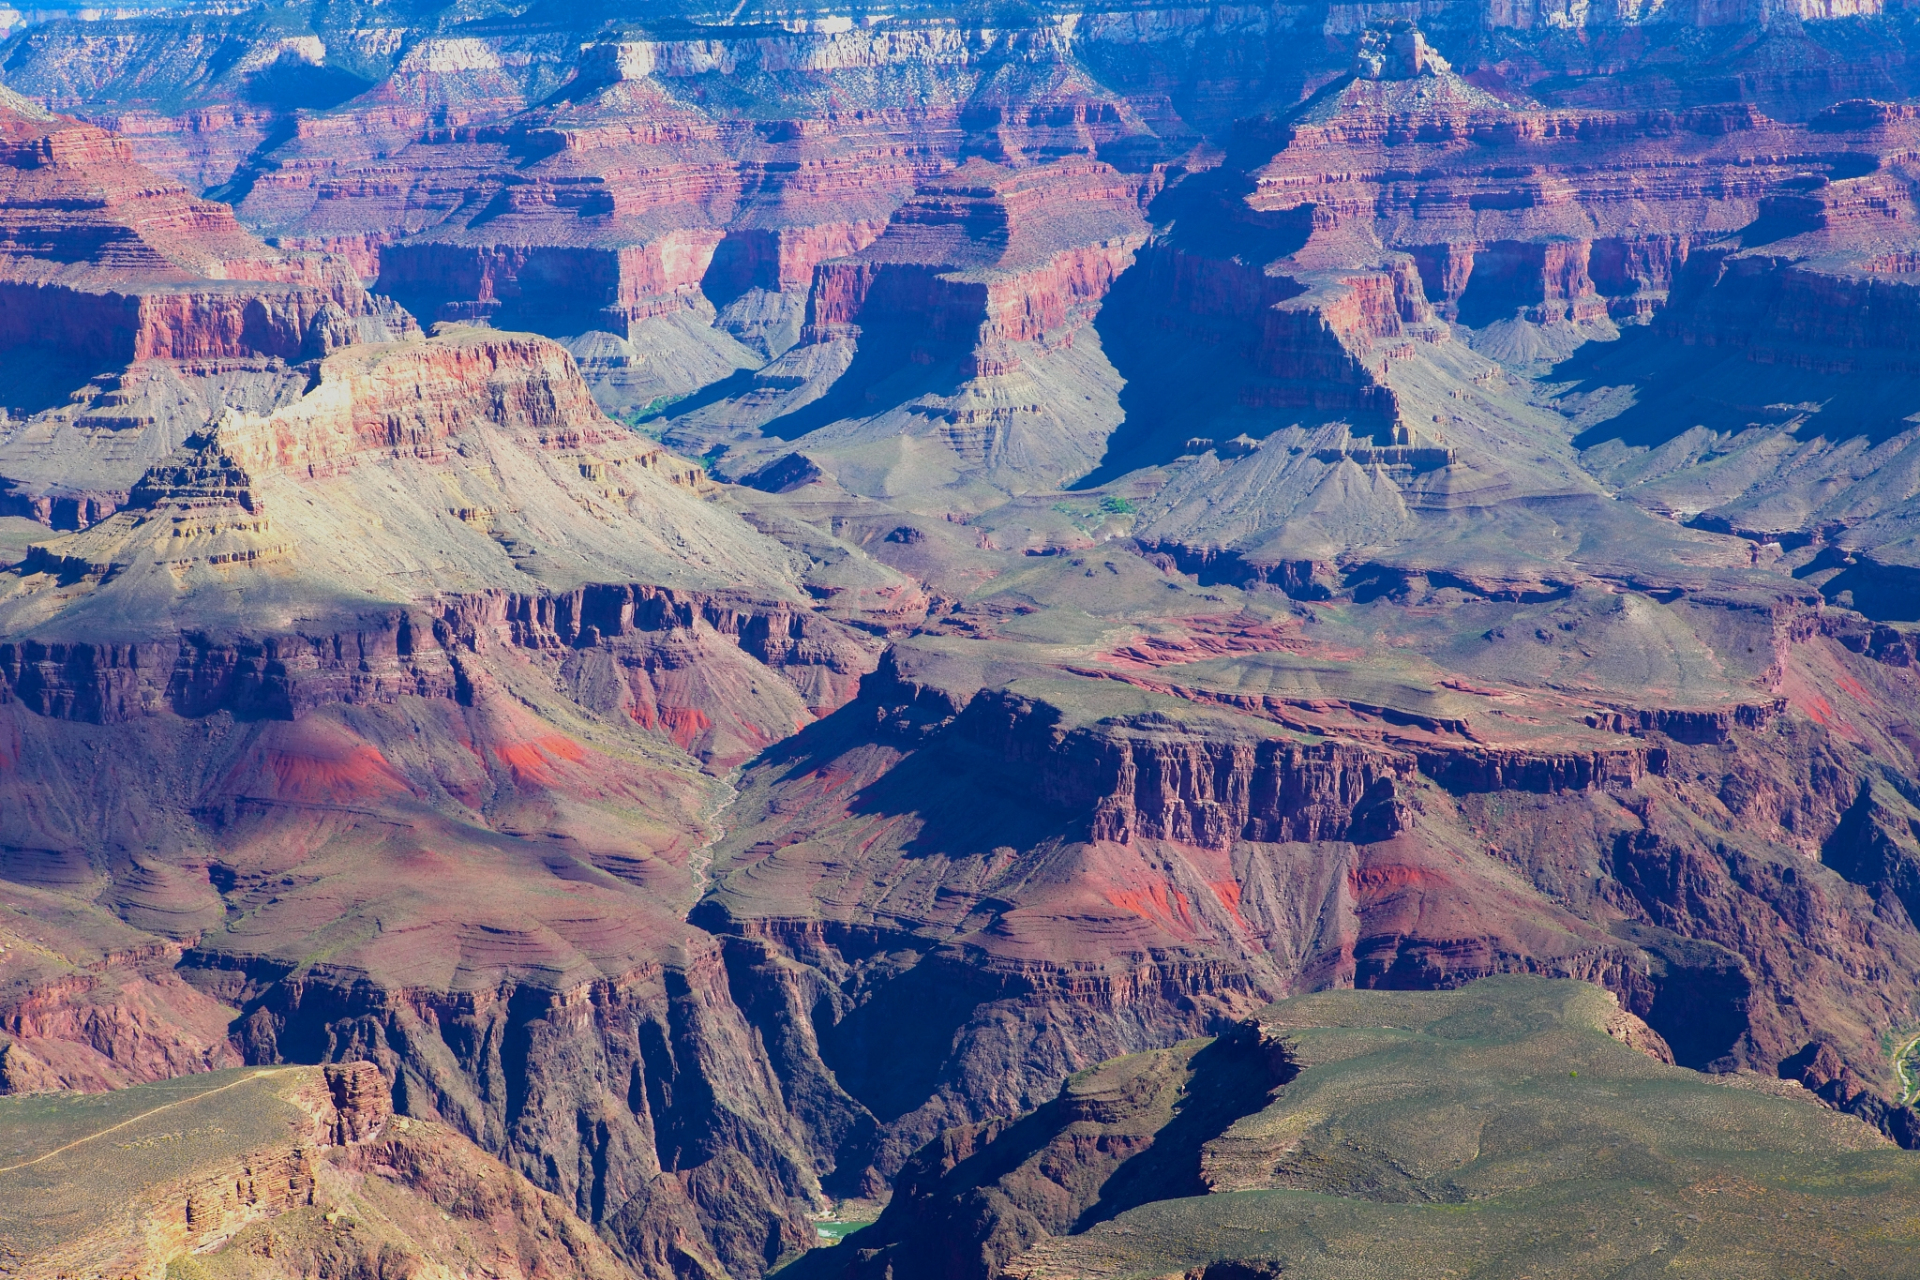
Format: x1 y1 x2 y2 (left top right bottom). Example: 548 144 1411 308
4 4 1920 1278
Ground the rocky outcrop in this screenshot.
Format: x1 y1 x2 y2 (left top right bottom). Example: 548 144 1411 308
1243 57 1914 344
0 581 871 753
1584 700 1785 744
707 222 893 298
211 330 629 476
801 158 1149 377
204 940 822 1280
953 692 1411 846
0 100 394 379
1 1063 635 1280
0 624 455 724
1135 541 1332 598
1661 249 1920 371
378 231 730 334
0 1064 369 1274
1822 775 1920 933
1780 1038 1920 1147
1413 742 1661 793
1004 978 1918 1280
783 1023 1293 1280
0 940 243 1095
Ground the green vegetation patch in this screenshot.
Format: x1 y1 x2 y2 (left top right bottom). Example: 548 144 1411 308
0 1067 319 1263
1894 1030 1920 1108
1019 978 1920 1280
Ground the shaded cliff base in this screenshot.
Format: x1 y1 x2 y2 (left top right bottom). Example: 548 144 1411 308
796 977 1920 1280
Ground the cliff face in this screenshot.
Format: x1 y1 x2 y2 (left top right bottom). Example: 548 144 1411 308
7 8 1920 1280
220 331 623 473
952 691 1412 845
801 158 1151 378
1555 129 1920 595
0 938 243 1095
378 231 733 335
0 583 868 760
0 1061 639 1280
1001 980 1915 1280
0 99 397 391
211 936 826 1279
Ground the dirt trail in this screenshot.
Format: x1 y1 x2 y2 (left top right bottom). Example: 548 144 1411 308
0 1068 293 1175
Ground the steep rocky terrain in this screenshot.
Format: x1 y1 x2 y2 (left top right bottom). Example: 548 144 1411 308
2 0 1920 1275
0 90 403 445
0 1060 635 1279
800 978 1920 1280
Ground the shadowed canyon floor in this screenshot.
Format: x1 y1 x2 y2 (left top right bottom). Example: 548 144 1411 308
2 0 1920 1276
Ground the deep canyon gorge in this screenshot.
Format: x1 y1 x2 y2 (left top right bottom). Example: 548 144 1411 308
3 0 1920 1275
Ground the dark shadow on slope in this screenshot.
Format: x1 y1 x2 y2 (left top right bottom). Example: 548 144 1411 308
1564 291 1920 456
1822 774 1920 929
1817 559 1920 622
843 733 1073 861
781 1024 1291 1280
1071 1029 1293 1231
772 1102 1071 1280
1072 171 1319 488
204 112 301 206
1566 330 1920 454
242 59 374 111
1074 257 1269 487
657 365 760 423
1560 327 1771 453
1605 917 1752 1071
684 690 1077 1134
754 328 973 443
812 949 1017 1127
0 345 102 416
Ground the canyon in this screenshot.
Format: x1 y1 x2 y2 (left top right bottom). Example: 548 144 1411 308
0 0 1919 1276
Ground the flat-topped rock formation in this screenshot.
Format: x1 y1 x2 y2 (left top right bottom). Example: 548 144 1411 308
809 980 1916 1280
0 1063 635 1280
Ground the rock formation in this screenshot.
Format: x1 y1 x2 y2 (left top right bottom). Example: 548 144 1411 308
0 1062 637 1280
0 3 1917 1276
983 980 1919 1280
0 94 400 423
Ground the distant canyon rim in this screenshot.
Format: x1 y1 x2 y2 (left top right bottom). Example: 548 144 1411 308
3 0 1920 1275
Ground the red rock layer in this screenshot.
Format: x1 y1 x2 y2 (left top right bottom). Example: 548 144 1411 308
0 940 243 1093
219 331 621 476
802 158 1149 374
0 102 380 366
300 92 961 330
1248 84 1913 327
